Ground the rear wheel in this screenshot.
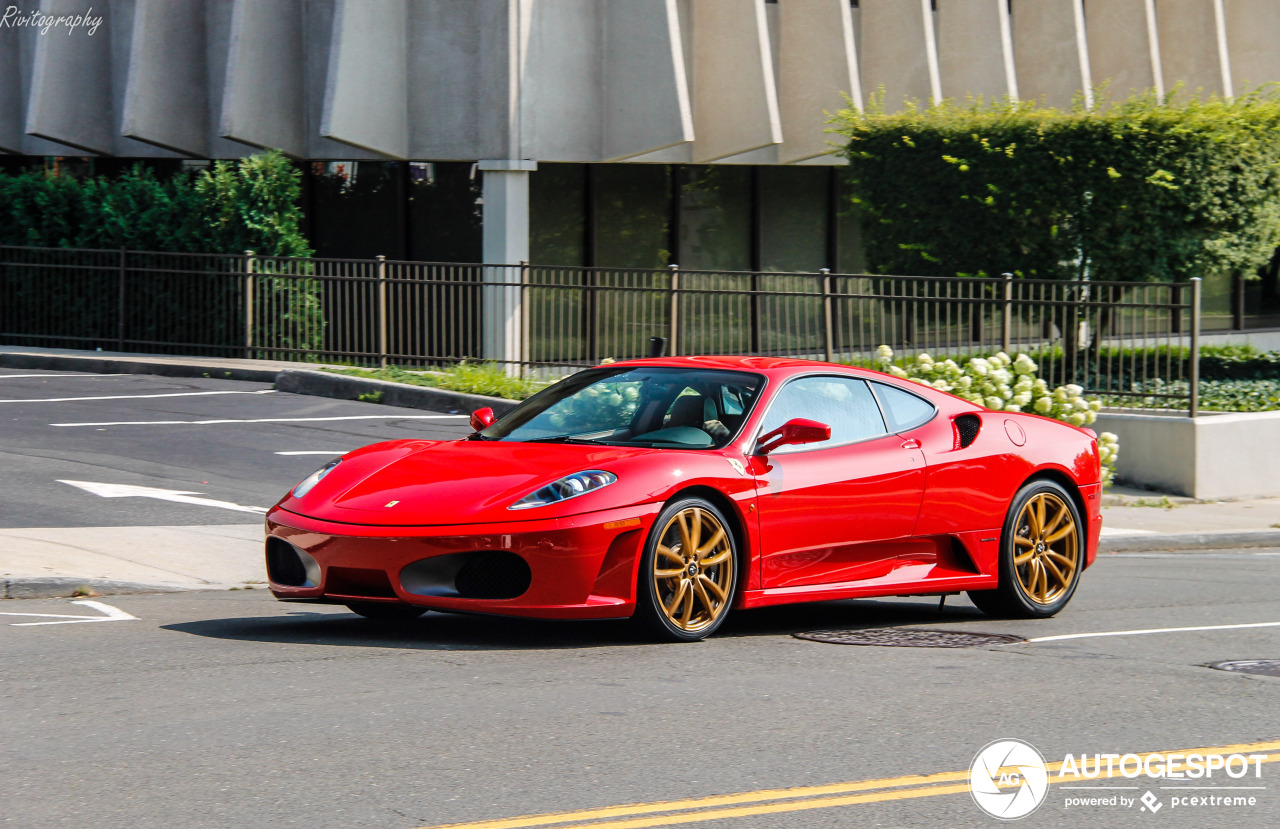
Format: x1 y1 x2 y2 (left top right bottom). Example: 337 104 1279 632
968 480 1083 619
345 602 428 623
634 497 737 642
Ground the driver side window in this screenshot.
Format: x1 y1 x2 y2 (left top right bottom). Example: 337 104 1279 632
760 376 888 451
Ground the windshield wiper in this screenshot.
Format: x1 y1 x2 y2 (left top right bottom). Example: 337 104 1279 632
522 435 602 444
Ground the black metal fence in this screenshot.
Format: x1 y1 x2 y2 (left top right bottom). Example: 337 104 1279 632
0 244 1206 412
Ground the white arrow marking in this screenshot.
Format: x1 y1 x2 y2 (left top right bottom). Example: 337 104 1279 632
59 480 269 515
2 600 138 627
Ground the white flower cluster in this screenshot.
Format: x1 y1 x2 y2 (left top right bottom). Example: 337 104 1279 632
874 346 1118 485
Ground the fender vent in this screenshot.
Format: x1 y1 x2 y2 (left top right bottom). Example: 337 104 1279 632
954 414 981 449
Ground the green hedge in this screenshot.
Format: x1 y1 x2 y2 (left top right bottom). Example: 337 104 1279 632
833 90 1280 283
0 151 311 256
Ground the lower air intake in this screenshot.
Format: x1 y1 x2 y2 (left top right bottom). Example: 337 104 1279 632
401 551 532 600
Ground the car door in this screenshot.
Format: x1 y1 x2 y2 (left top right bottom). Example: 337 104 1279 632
753 375 926 589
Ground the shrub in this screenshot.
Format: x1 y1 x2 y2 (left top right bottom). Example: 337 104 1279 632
874 345 1118 485
832 90 1280 284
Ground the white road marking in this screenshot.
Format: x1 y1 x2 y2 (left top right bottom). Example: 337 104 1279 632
0 374 124 379
1099 527 1157 536
0 389 276 404
2 600 137 627
59 480 269 515
1027 620 1280 643
275 451 350 456
51 414 468 427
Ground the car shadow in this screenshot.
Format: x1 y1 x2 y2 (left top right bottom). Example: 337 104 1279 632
160 596 988 651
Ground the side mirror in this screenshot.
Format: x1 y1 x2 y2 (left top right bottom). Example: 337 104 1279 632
469 407 496 432
756 418 831 455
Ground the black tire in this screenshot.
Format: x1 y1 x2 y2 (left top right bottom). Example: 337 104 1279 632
634 497 739 642
967 479 1084 619
345 602 428 622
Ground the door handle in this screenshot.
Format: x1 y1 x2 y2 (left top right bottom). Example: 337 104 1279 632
900 438 921 450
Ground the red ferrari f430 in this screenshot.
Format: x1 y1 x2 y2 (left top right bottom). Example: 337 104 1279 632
266 357 1102 641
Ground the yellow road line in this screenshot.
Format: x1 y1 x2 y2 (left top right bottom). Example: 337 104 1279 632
420 740 1280 829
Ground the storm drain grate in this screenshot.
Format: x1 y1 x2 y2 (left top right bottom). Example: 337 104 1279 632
1208 660 1280 678
794 628 1025 648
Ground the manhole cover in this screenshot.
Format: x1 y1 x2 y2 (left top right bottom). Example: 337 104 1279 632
793 628 1025 648
1209 660 1280 677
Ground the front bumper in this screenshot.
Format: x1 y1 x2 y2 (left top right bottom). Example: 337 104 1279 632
264 503 657 620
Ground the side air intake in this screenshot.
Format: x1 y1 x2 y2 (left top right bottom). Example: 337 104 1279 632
954 414 981 449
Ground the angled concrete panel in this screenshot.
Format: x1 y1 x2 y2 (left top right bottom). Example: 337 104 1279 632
861 0 937 109
1223 0 1280 92
220 0 305 157
25 0 114 154
1085 0 1161 99
321 0 408 159
938 0 1016 102
524 0 601 161
121 0 210 157
1155 0 1227 96
689 0 781 163
603 0 693 161
1011 0 1090 108
777 0 860 163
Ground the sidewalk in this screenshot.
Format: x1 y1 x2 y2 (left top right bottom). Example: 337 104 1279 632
2 345 1279 598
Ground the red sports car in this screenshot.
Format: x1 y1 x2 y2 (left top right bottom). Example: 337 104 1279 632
265 357 1102 641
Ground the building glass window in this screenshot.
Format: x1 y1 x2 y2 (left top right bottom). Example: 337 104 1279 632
760 166 829 272
307 161 403 259
407 162 483 263
678 165 751 271
594 164 672 269
529 163 587 266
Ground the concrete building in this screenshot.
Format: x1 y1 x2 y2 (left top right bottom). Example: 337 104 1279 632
3 0 1280 360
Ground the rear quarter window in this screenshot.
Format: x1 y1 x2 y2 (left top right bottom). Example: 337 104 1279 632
871 381 936 433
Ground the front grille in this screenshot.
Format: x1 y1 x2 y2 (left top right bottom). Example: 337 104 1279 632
454 551 533 599
954 414 981 448
325 566 397 599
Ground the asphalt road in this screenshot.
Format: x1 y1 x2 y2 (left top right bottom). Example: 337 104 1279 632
2 369 1279 828
0 368 471 527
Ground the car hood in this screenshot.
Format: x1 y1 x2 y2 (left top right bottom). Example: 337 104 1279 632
280 439 679 526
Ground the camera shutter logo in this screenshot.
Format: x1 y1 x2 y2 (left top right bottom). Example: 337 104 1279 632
969 739 1050 820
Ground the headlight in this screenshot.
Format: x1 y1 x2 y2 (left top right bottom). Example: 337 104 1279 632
292 459 341 498
509 470 617 510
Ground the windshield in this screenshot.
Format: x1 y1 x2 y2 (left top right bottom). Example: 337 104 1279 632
479 366 764 449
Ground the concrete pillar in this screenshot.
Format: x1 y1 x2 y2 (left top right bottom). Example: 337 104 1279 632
122 0 210 157
0 22 20 152
479 160 535 366
689 0 782 162
777 0 861 163
320 0 409 158
25 0 114 154
1084 0 1162 99
220 0 306 157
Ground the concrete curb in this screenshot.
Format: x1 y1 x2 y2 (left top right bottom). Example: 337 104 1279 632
3 577 205 600
1100 530 1280 553
0 348 522 417
0 350 281 383
274 369 519 416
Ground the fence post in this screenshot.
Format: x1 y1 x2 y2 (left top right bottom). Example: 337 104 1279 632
1190 277 1201 418
243 250 255 359
668 264 680 356
820 268 834 363
376 255 388 369
117 247 126 351
520 260 530 374
1232 273 1245 331
1001 272 1013 353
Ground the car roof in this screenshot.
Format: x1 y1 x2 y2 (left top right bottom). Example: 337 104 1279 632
608 355 878 377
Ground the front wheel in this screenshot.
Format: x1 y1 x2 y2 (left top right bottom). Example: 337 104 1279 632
345 602 428 623
968 480 1083 619
634 497 738 642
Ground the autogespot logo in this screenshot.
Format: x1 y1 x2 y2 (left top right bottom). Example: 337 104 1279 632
970 739 1051 820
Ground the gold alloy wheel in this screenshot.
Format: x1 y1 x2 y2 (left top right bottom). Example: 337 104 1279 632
1012 492 1079 605
652 506 735 633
